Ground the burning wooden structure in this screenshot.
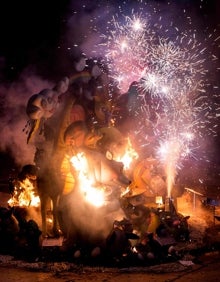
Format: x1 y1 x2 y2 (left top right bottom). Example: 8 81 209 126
1 64 219 265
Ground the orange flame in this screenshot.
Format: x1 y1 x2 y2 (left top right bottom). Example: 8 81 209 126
8 178 40 207
115 137 139 169
70 152 105 207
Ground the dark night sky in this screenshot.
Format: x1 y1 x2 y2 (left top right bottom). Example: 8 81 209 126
0 0 219 182
0 0 70 80
0 0 219 81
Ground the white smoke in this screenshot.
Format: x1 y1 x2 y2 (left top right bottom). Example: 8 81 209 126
0 69 53 166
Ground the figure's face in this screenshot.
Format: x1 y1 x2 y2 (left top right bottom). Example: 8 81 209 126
65 128 87 149
27 90 58 119
38 90 58 118
98 127 129 161
106 139 128 161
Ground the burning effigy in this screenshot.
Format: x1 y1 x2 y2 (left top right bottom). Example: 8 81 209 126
1 3 220 266
0 67 191 264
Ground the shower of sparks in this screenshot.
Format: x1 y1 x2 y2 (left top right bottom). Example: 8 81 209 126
140 37 207 99
98 6 219 196
100 13 155 93
156 127 196 197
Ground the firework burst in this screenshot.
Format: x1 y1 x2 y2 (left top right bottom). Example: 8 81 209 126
140 36 207 99
96 2 220 195
100 13 155 93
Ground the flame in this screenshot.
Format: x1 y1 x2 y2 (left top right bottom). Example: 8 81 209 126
155 196 163 205
70 152 105 207
115 138 139 170
8 178 40 207
120 186 131 197
84 186 105 207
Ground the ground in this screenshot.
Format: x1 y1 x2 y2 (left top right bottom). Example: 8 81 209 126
0 215 220 281
0 251 219 281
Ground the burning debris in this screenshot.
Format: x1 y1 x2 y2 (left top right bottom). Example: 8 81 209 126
8 165 40 208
